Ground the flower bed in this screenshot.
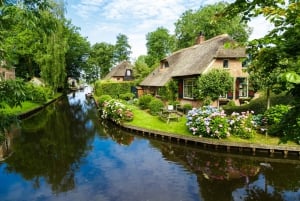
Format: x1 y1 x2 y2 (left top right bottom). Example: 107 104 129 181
186 106 256 139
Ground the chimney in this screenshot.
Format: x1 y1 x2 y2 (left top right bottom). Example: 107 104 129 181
196 31 205 44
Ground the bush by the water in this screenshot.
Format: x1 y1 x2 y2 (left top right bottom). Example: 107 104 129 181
96 95 112 108
99 99 134 124
24 83 51 103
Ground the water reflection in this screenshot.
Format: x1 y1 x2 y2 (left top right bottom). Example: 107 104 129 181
0 88 299 201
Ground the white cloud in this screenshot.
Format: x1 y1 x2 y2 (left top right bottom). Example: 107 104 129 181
67 0 273 59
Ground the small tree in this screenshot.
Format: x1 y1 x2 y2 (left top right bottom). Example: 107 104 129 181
196 69 233 107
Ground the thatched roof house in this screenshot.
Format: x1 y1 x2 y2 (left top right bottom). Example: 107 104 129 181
103 60 134 81
140 34 253 106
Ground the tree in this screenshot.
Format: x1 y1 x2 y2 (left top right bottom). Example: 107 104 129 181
0 78 26 143
174 2 250 50
64 21 91 81
226 0 300 143
145 27 175 67
133 55 151 84
88 42 115 79
196 69 233 106
114 33 131 63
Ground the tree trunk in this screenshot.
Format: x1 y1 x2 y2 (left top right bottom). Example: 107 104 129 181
266 88 271 110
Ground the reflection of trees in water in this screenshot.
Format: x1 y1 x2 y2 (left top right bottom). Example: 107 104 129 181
98 120 134 146
149 141 300 201
4 95 98 193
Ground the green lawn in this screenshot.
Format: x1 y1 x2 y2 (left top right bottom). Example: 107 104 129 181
0 93 62 115
125 106 298 146
0 101 42 115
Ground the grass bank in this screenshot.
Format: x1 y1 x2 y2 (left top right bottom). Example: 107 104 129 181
125 106 298 146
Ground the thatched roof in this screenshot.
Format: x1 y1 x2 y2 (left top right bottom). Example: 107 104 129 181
140 34 246 87
103 60 133 80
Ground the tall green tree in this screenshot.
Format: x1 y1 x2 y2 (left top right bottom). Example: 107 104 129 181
174 2 250 50
196 69 233 106
64 21 91 80
133 55 151 84
34 3 68 91
88 42 115 80
145 27 175 67
114 33 131 63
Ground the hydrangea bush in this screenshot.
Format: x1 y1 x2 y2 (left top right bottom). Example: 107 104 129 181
186 106 257 139
100 99 134 124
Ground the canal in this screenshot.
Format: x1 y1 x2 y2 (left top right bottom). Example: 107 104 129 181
0 88 300 201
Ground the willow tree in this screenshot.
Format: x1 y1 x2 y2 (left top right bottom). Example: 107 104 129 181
34 2 68 91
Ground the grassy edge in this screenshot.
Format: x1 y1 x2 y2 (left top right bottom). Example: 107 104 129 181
124 105 298 146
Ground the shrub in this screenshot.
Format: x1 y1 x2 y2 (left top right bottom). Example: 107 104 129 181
119 93 135 101
229 111 256 139
149 98 164 115
264 104 290 125
186 106 257 139
24 83 48 103
96 95 112 108
138 94 154 109
100 99 134 124
94 80 134 98
186 106 229 139
182 103 192 114
268 104 300 144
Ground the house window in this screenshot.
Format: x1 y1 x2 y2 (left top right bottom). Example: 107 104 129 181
223 60 229 68
164 61 169 68
125 69 132 76
183 79 196 99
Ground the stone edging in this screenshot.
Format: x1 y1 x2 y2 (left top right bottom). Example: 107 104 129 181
120 123 300 158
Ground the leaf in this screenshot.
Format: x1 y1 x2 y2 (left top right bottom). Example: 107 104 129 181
284 72 300 84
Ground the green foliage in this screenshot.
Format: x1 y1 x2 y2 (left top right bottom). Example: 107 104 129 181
119 93 135 101
174 2 250 50
94 80 134 98
132 55 151 84
196 69 233 101
145 27 175 67
264 104 291 125
24 83 49 103
148 98 164 115
223 92 295 115
88 42 115 79
271 105 300 144
114 33 131 63
229 111 256 139
95 95 112 108
138 94 154 110
182 103 192 113
99 99 134 124
0 78 26 108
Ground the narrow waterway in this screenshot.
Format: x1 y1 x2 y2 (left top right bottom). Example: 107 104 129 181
0 88 299 201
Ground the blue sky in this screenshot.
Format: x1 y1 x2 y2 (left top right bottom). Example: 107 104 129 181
65 0 272 60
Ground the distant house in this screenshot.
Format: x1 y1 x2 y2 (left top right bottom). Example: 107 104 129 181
103 61 134 81
139 34 254 106
0 67 15 81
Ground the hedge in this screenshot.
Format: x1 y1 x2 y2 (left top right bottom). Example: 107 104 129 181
94 80 135 99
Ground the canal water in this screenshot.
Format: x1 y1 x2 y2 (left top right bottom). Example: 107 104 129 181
0 88 300 201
